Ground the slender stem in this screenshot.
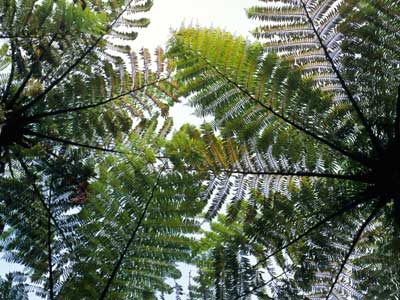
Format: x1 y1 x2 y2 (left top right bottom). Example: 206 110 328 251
26 77 168 121
17 157 79 262
217 169 371 183
24 129 121 153
395 84 400 141
97 166 165 300
254 197 368 269
3 41 16 103
7 153 15 179
9 33 59 109
19 0 139 114
47 180 55 300
200 57 372 168
0 34 59 39
300 0 383 156
8 70 33 107
325 202 383 299
233 268 292 300
2 1 17 103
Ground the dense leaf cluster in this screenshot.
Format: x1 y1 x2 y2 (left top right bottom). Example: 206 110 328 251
0 0 399 299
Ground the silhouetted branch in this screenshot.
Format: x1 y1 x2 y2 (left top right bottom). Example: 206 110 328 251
24 130 121 153
98 165 165 300
325 202 383 299
395 84 400 140
17 157 78 262
19 0 142 114
233 268 292 300
47 180 55 300
2 41 16 102
27 77 169 121
300 0 383 156
198 56 372 168
254 197 368 269
218 169 370 183
9 33 59 109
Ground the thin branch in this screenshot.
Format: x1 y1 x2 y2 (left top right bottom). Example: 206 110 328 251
253 197 368 269
395 84 400 141
47 179 55 300
97 165 165 300
300 0 383 156
17 157 79 261
2 41 16 103
233 268 291 300
1 0 17 103
234 198 371 300
0 34 60 39
153 159 370 183
19 0 140 114
325 202 383 300
8 69 33 108
217 169 371 183
26 77 169 121
24 129 121 153
7 154 15 179
200 57 372 168
8 33 59 109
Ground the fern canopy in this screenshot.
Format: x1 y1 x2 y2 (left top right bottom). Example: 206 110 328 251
0 0 399 299
166 1 400 296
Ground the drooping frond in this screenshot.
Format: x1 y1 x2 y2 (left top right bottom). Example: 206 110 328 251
247 0 344 90
166 124 367 219
166 5 400 298
247 0 399 149
167 27 373 166
55 128 204 299
0 123 204 299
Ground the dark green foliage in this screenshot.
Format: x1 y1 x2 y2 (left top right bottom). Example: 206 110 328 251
0 120 207 299
189 211 265 300
0 272 30 300
166 0 400 297
0 0 398 299
0 1 184 298
0 0 163 170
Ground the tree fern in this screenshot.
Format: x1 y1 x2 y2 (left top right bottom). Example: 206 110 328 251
167 2 400 296
0 119 207 299
0 0 173 172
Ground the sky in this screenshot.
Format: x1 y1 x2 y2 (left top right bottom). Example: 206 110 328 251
0 0 258 298
134 0 256 50
134 0 258 129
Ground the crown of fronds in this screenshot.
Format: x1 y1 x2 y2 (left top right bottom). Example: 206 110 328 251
0 0 176 171
166 1 400 296
0 121 204 299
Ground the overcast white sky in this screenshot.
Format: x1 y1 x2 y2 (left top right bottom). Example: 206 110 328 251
135 0 256 50
134 0 258 129
0 0 258 299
